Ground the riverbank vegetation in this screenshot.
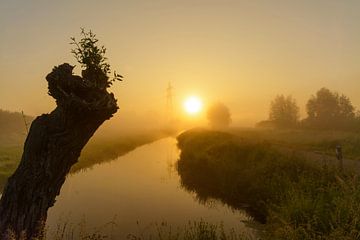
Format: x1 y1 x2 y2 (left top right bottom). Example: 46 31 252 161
177 129 360 239
71 130 170 172
4 220 253 240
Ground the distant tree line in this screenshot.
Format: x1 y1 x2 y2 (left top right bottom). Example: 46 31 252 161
0 109 33 135
257 87 360 131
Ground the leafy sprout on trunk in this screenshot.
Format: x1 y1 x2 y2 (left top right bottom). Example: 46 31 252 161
70 28 123 90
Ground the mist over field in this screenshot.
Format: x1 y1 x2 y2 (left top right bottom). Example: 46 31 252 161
1 1 360 239
2 1 360 127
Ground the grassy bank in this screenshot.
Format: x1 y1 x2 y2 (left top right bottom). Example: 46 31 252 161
71 130 168 172
177 129 360 239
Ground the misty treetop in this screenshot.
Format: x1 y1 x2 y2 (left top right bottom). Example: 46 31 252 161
269 95 299 128
259 88 359 131
305 88 356 129
207 102 232 129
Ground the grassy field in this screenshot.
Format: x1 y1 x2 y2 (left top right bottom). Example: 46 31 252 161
0 134 25 190
229 128 360 160
177 129 360 240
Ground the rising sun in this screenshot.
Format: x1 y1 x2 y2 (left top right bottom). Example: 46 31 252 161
184 96 203 115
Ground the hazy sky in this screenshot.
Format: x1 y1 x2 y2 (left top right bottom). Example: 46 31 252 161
1 0 359 126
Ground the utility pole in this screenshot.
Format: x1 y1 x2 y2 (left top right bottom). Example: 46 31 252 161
166 82 173 122
21 111 29 134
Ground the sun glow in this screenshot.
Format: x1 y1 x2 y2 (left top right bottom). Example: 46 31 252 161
184 96 203 115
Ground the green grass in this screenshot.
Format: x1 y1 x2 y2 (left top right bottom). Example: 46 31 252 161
230 128 360 159
0 145 23 190
177 128 360 239
229 128 356 146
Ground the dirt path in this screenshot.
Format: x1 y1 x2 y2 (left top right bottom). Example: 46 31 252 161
274 145 360 173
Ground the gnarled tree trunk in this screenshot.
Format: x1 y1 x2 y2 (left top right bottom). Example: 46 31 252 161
0 63 118 239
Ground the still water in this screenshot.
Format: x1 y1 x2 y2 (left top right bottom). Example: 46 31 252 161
47 138 254 238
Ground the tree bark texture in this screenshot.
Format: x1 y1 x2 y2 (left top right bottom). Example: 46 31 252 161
0 64 118 239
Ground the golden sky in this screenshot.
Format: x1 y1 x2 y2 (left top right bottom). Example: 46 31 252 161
1 0 359 127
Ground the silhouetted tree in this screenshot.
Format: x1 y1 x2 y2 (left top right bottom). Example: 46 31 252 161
207 102 231 129
304 88 355 130
0 29 120 239
269 95 299 128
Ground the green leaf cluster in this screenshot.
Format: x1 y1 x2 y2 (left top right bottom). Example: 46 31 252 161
70 28 122 89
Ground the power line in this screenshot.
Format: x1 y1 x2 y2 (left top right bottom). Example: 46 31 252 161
166 82 173 122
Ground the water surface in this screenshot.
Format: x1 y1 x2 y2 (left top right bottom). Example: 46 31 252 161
47 138 254 237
